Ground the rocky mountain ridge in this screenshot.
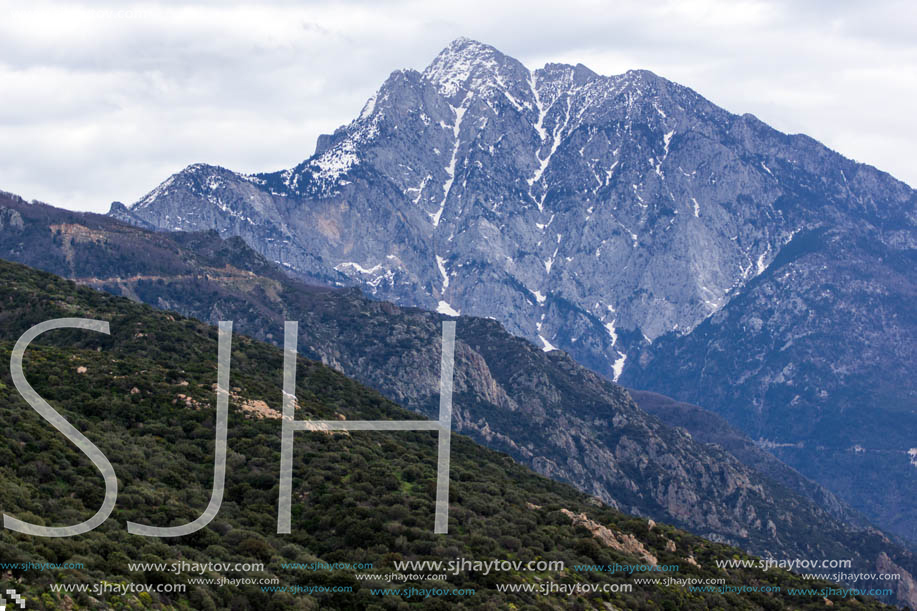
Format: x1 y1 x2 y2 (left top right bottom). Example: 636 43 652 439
4 191 917 607
108 39 917 547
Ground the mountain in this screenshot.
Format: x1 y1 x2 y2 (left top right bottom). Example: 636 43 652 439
109 39 917 547
5 191 917 607
621 225 917 542
7 259 899 610
627 390 868 528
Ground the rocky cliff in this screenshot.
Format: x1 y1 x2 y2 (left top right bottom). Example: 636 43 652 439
108 39 917 548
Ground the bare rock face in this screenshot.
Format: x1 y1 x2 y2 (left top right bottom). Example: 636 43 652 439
877 552 917 609
561 508 657 565
111 38 818 380
0 207 24 231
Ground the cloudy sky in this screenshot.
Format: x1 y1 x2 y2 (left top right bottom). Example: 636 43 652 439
2 0 916 213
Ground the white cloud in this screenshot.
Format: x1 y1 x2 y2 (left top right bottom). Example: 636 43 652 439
1 0 915 212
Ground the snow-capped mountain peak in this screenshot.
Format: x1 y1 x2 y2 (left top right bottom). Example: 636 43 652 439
115 39 915 386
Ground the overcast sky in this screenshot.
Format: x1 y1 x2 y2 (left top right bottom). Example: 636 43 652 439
2 0 916 213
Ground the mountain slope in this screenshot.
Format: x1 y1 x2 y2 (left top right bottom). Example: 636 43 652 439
109 39 917 547
5 191 917 607
628 390 867 528
111 38 916 379
0 258 900 610
622 225 917 542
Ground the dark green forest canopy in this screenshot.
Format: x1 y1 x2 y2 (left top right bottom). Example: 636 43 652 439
0 259 895 610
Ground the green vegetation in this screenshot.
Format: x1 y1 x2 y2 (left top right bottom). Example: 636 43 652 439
0 260 895 609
